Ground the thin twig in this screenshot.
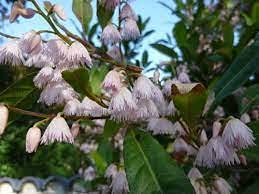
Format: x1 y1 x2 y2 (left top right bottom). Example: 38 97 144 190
0 31 18 39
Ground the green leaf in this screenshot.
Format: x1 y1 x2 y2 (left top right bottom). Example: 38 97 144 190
243 121 259 162
91 151 107 175
239 84 259 114
62 68 91 96
97 138 114 164
97 0 114 29
103 120 122 139
223 24 233 47
89 66 108 96
173 21 187 47
0 73 39 124
124 130 194 194
172 83 208 128
72 0 93 32
252 2 259 24
151 43 178 58
213 39 259 104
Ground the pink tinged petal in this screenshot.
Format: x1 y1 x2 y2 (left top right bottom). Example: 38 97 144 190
120 3 138 21
63 99 81 116
71 123 80 138
135 99 159 120
111 170 129 194
147 118 175 135
173 138 189 154
105 0 120 10
107 46 122 62
101 24 122 46
213 177 232 194
222 118 255 150
33 66 54 89
121 18 140 41
53 4 67 21
81 96 109 117
20 8 35 19
9 1 24 23
26 127 41 153
41 115 74 144
102 70 123 95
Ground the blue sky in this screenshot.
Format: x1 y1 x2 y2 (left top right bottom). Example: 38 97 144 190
2 0 177 66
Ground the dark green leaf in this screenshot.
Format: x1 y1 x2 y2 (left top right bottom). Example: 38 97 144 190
173 21 187 47
91 151 107 175
239 84 259 114
124 130 194 194
151 43 178 58
223 24 233 47
72 0 93 32
103 120 122 139
213 40 259 104
89 66 108 96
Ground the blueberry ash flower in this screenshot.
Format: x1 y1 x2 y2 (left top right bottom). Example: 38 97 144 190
222 118 255 150
33 66 54 89
120 3 138 21
101 24 122 46
121 19 140 41
147 118 175 135
0 105 9 135
188 168 208 194
53 4 67 21
102 69 123 95
19 30 42 54
9 1 35 23
26 127 41 153
41 114 74 144
104 0 120 10
212 176 232 194
111 170 129 194
63 99 81 116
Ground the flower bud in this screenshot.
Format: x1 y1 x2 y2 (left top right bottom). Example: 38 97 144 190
173 138 189 154
26 127 41 153
239 154 247 166
212 121 222 137
53 4 67 21
199 130 208 145
71 123 80 138
240 113 251 124
0 105 9 135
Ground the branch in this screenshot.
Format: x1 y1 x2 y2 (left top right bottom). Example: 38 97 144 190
0 32 18 39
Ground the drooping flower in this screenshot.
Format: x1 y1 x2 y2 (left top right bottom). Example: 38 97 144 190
44 39 69 63
19 30 42 54
162 79 180 97
38 81 78 106
105 164 118 179
109 87 137 121
33 66 54 89
104 0 120 10
135 99 159 120
111 170 129 194
212 121 222 137
67 41 92 67
102 69 123 94
41 114 74 144
53 4 67 21
107 46 122 62
0 40 25 65
63 99 81 116
132 75 164 104
120 3 138 21
81 96 109 117
121 18 140 41
173 138 189 154
26 127 41 153
0 105 9 135
222 118 255 150
25 49 53 68
240 113 251 124
173 121 187 136
188 168 208 194
9 1 35 23
147 118 175 135
82 166 96 181
101 24 122 46
212 176 232 194
153 70 160 84
195 136 239 168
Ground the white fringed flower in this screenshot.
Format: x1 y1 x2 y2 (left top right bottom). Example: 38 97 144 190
0 40 25 65
9 1 35 23
67 41 92 67
38 81 78 106
195 137 239 168
121 19 140 41
240 113 251 124
63 99 81 116
107 46 122 62
188 168 208 194
26 127 41 153
212 177 232 194
0 105 9 135
132 75 164 104
19 30 42 54
109 87 137 113
162 79 180 97
44 39 68 63
33 66 54 89
83 166 96 181
81 96 109 117
25 50 53 68
101 24 122 46
105 164 118 179
173 121 187 136
147 118 175 135
178 72 191 83
111 170 129 194
41 114 74 144
102 70 123 94
120 3 138 21
212 121 222 137
105 0 120 10
53 4 67 21
222 118 255 150
136 99 159 120
173 138 189 153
